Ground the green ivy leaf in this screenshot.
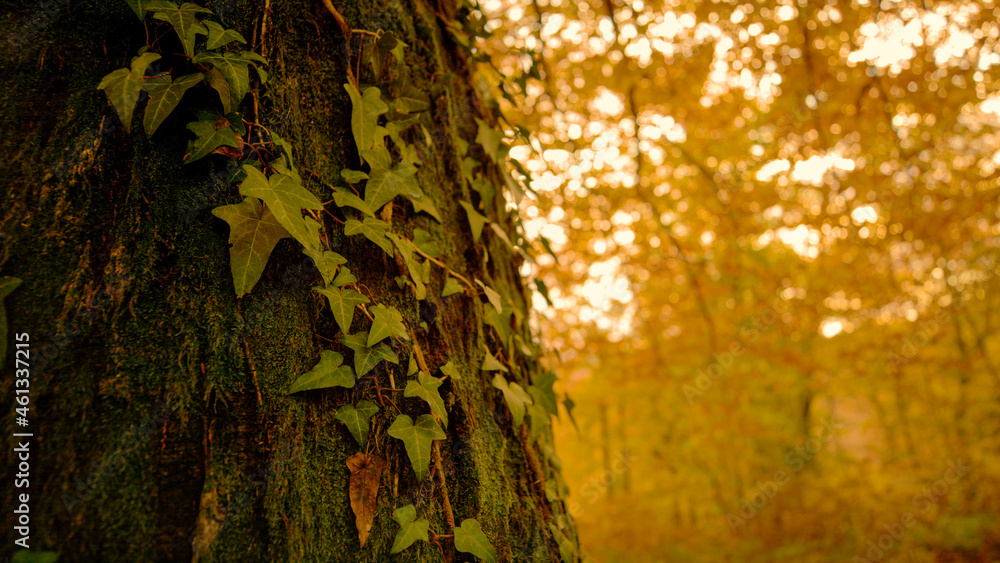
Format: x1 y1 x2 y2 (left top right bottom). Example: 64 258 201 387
238 165 323 251
563 395 579 432
493 373 532 426
454 518 497 563
548 523 577 562
204 67 234 113
481 350 507 372
304 250 347 286
193 51 250 109
385 233 427 301
211 197 290 297
363 31 406 80
288 350 355 393
148 1 211 57
404 371 448 427
390 504 429 554
474 117 504 162
442 278 464 298
314 286 369 334
203 20 246 50
344 218 393 256
533 278 553 307
185 118 239 163
97 52 161 132
142 72 203 136
0 277 23 366
334 266 357 287
126 0 155 18
341 169 369 184
332 186 375 217
439 360 460 380
344 83 389 166
460 201 488 243
340 332 399 376
412 229 440 257
365 160 421 212
368 304 408 347
475 279 502 315
336 400 379 446
407 192 442 222
529 372 559 416
387 414 445 481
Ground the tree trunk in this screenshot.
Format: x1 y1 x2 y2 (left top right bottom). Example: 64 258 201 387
1 0 577 561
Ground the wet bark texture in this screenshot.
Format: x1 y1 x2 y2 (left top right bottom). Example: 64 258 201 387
0 0 577 560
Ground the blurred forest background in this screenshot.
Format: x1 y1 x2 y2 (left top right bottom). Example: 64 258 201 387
474 0 1000 561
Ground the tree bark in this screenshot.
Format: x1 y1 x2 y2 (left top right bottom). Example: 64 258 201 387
0 0 577 560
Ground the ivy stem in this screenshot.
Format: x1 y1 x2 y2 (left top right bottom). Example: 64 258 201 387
409 245 476 293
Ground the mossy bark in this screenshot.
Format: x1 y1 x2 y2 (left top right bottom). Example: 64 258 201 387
0 1 578 561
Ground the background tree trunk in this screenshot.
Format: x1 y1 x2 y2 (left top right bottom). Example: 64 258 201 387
1 0 577 560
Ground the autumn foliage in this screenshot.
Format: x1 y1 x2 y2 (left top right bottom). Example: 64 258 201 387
479 0 1000 560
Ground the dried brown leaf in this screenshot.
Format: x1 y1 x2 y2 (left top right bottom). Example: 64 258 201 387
346 452 385 547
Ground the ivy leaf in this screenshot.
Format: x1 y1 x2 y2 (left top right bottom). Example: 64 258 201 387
412 229 440 257
387 414 445 481
193 51 250 109
386 233 427 301
203 20 246 50
407 192 442 222
363 31 406 80
364 160 421 212
288 350 355 393
185 118 240 163
475 117 504 162
238 165 323 251
454 518 497 563
344 83 388 166
460 201 488 243
548 523 577 562
347 453 385 547
204 67 234 113
340 332 399 376
529 372 559 416
563 395 579 432
481 350 508 372
314 286 369 334
336 401 379 446
475 279 503 315
142 72 203 136
304 249 347 287
341 169 369 183
332 187 375 217
126 0 155 18
344 218 393 256
148 1 211 57
97 52 161 132
368 304 408 347
334 266 357 287
404 371 448 427
442 278 464 298
240 51 269 83
211 197 290 297
533 278 553 307
439 360 460 380
492 374 533 427
0 277 22 366
390 504 429 554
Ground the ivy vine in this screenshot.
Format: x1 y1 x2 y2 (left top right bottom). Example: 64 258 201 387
97 1 574 560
